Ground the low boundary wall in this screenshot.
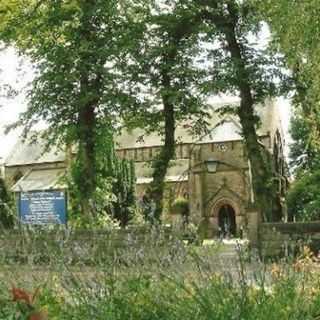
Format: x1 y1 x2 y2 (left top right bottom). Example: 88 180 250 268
0 227 175 265
259 222 320 257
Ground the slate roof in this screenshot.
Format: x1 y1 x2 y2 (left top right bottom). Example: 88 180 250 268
135 159 189 184
5 135 65 167
11 168 66 192
10 161 188 191
115 99 281 149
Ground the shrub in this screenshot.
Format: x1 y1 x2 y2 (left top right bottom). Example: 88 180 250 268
0 177 14 228
287 170 320 221
171 197 189 217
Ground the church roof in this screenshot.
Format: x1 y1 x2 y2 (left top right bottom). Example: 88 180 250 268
135 159 189 184
10 160 188 191
11 168 66 192
5 99 282 167
115 99 281 149
5 135 65 167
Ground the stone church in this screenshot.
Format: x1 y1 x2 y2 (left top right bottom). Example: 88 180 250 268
4 99 287 237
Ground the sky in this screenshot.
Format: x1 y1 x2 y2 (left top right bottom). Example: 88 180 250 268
0 47 33 162
0 47 292 162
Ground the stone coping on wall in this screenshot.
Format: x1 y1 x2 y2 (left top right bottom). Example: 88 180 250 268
260 222 320 234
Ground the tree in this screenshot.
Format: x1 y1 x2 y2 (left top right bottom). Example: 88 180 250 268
262 0 320 220
289 109 320 176
194 0 285 221
289 110 320 222
262 0 320 165
122 1 207 221
287 170 320 222
0 0 143 218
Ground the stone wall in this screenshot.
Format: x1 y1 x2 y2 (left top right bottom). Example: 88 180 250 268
259 222 320 258
190 141 253 237
0 227 175 266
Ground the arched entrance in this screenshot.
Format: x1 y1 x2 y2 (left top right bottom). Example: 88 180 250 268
218 204 236 237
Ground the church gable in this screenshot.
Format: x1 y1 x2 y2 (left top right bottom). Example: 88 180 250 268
200 117 243 143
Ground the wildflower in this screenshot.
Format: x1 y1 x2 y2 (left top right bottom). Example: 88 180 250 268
11 287 46 319
294 246 317 272
11 287 33 305
28 310 48 320
271 263 283 279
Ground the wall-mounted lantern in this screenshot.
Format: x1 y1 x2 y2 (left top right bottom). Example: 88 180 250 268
205 158 219 173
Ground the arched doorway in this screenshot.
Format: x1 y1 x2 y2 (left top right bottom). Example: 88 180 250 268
218 204 236 237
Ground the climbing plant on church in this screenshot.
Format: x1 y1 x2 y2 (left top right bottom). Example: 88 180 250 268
68 129 136 228
99 134 136 227
109 155 136 228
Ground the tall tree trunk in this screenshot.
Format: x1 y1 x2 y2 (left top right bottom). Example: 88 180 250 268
75 0 102 218
226 30 275 221
142 9 201 222
77 101 97 217
148 70 175 222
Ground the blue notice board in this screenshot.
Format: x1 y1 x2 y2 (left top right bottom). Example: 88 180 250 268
19 190 67 225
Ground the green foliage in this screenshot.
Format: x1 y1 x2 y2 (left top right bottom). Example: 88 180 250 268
68 133 136 228
1 0 145 216
0 177 14 228
1 0 208 222
1 0 140 137
289 109 320 176
2 227 320 319
262 0 320 220
103 143 136 228
262 0 320 166
262 0 320 105
198 1 286 104
287 170 320 221
121 0 208 221
122 0 208 132
171 197 189 217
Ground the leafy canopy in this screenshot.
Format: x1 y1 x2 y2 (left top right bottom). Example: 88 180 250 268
1 0 145 144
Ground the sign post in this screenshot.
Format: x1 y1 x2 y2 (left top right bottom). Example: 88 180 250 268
19 190 67 225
